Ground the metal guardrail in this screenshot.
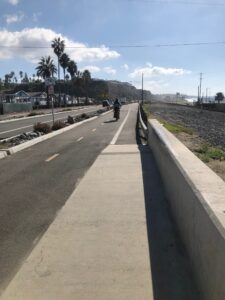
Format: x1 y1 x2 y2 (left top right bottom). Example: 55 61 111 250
138 104 148 141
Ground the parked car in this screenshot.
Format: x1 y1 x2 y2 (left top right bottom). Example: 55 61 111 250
102 100 110 107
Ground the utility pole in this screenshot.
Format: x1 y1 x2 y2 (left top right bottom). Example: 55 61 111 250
199 72 203 103
206 88 208 103
141 72 144 105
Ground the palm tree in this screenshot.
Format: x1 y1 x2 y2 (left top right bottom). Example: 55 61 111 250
36 56 57 79
4 74 10 87
51 37 65 106
82 70 91 104
82 69 91 82
67 60 77 79
51 37 65 82
59 53 70 105
36 56 57 108
74 71 83 105
9 71 15 81
59 53 70 80
19 71 23 83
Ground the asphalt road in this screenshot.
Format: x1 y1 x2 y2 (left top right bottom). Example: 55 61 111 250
0 105 101 139
0 103 137 294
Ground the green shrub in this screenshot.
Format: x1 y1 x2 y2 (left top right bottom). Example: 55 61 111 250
81 113 87 118
67 115 74 124
27 112 44 117
34 122 51 134
52 120 66 131
162 121 193 135
195 144 225 162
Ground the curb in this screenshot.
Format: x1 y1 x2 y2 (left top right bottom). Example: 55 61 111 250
0 108 113 158
5 116 97 156
0 150 8 159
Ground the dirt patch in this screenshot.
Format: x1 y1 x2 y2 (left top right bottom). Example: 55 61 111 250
174 131 225 181
147 103 225 182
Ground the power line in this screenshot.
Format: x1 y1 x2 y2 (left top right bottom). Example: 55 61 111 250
0 41 225 49
127 0 225 6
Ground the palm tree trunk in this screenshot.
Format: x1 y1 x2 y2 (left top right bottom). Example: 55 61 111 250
58 58 61 107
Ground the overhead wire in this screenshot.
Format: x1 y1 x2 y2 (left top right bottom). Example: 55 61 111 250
0 41 225 49
126 0 225 6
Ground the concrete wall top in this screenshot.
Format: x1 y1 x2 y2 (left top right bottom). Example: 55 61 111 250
150 119 225 236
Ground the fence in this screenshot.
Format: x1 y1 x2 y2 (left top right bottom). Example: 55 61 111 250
0 103 33 114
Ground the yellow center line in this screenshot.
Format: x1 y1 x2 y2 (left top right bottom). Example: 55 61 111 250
45 153 59 162
77 137 84 142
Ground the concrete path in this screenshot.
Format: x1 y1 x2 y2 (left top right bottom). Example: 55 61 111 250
1 144 200 299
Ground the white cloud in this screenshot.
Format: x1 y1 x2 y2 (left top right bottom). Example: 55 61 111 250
7 0 19 5
0 27 120 64
121 64 129 70
104 67 116 75
129 63 191 78
4 12 24 24
136 80 169 93
32 12 42 23
81 65 100 73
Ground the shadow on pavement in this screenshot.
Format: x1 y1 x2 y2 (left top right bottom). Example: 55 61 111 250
136 122 202 300
104 119 117 123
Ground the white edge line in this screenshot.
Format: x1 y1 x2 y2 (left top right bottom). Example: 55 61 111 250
45 153 59 162
110 109 130 145
100 109 113 116
0 125 32 135
0 106 100 124
77 137 84 142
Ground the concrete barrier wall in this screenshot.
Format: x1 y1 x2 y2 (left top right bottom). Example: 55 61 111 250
148 119 225 300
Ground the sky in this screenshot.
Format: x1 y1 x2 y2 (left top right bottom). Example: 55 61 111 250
0 0 225 96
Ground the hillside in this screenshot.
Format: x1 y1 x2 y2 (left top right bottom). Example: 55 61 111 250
1 79 151 102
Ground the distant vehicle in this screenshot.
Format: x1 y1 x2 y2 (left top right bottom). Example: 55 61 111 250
102 100 110 107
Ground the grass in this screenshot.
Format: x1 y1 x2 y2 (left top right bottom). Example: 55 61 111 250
161 121 193 135
142 103 193 135
0 142 11 149
194 144 225 163
142 103 151 117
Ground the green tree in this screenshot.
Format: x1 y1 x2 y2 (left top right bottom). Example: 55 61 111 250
9 71 15 83
19 71 23 83
82 70 91 104
51 37 65 106
82 69 91 82
36 56 57 79
22 72 29 83
59 53 70 80
4 74 10 87
67 60 77 79
215 92 224 104
51 37 65 82
36 56 57 107
74 71 83 104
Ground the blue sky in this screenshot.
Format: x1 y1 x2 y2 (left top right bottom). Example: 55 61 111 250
0 0 225 96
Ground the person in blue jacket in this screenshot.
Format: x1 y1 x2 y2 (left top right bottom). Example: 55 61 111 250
113 98 121 120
